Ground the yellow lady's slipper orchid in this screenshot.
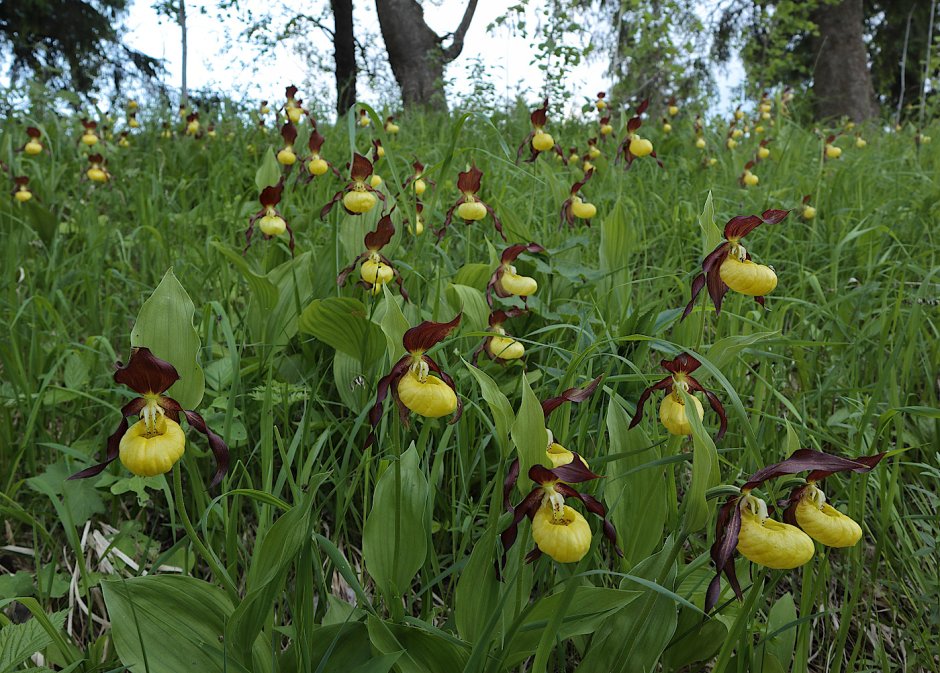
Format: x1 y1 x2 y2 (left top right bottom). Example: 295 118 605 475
438 165 504 239
802 205 816 220
277 147 297 165
308 157 328 176
385 116 399 134
719 255 776 296
246 180 294 252
365 315 462 448
631 353 727 439
501 439 620 566
726 138 737 150
486 243 544 306
397 370 457 418
23 127 43 155
825 143 842 159
757 146 770 159
668 105 679 117
13 177 33 202
338 213 409 299
856 136 867 149
741 170 759 187
517 99 563 162
695 137 706 149
321 153 385 218
70 347 229 486
684 208 788 317
344 190 378 213
561 169 597 226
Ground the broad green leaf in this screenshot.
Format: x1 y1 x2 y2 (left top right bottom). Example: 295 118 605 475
705 331 775 372
362 446 429 601
27 461 104 528
454 525 499 643
102 575 272 673
510 372 548 495
212 243 279 347
0 610 65 673
307 623 374 670
577 545 679 673
299 297 386 364
605 398 666 565
662 606 727 670
463 360 514 457
681 388 720 532
452 263 492 291
764 592 797 670
504 587 639 669
333 350 369 413
255 251 315 349
698 190 722 253
599 200 633 324
379 284 409 363
445 284 489 334
130 268 204 409
366 617 469 673
255 147 281 192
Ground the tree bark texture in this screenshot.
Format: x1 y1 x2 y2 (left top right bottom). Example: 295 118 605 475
331 0 357 115
375 0 478 110
811 0 878 121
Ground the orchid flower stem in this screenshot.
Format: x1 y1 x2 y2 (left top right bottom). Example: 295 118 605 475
172 464 238 601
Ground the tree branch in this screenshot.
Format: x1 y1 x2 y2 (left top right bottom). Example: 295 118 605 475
441 0 478 62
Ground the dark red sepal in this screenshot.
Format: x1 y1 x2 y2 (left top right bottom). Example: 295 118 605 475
456 165 482 194
181 409 230 488
259 181 284 207
364 355 411 449
280 122 297 145
114 347 180 395
705 497 744 613
541 375 604 418
530 99 549 127
88 153 104 164
661 353 701 375
365 213 395 250
628 377 672 428
742 449 880 491
308 130 325 153
402 313 461 353
285 85 298 99
68 397 146 480
500 243 545 264
503 457 521 511
350 153 373 181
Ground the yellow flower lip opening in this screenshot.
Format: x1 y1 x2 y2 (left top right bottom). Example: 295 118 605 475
397 368 457 419
457 200 487 221
532 130 555 152
736 495 814 569
629 136 653 157
719 256 777 296
794 485 862 547
570 197 597 220
119 415 186 477
343 189 377 214
361 258 394 286
500 266 537 296
531 504 592 563
487 334 524 361
659 392 703 436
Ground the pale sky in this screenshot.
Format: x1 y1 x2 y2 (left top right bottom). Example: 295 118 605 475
122 0 744 116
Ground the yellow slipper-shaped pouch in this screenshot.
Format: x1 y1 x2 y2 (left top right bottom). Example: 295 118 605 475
531 505 592 563
397 370 457 418
795 488 862 548
737 497 815 569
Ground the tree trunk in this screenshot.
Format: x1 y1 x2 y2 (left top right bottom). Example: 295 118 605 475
374 0 478 110
331 0 357 115
811 0 878 121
